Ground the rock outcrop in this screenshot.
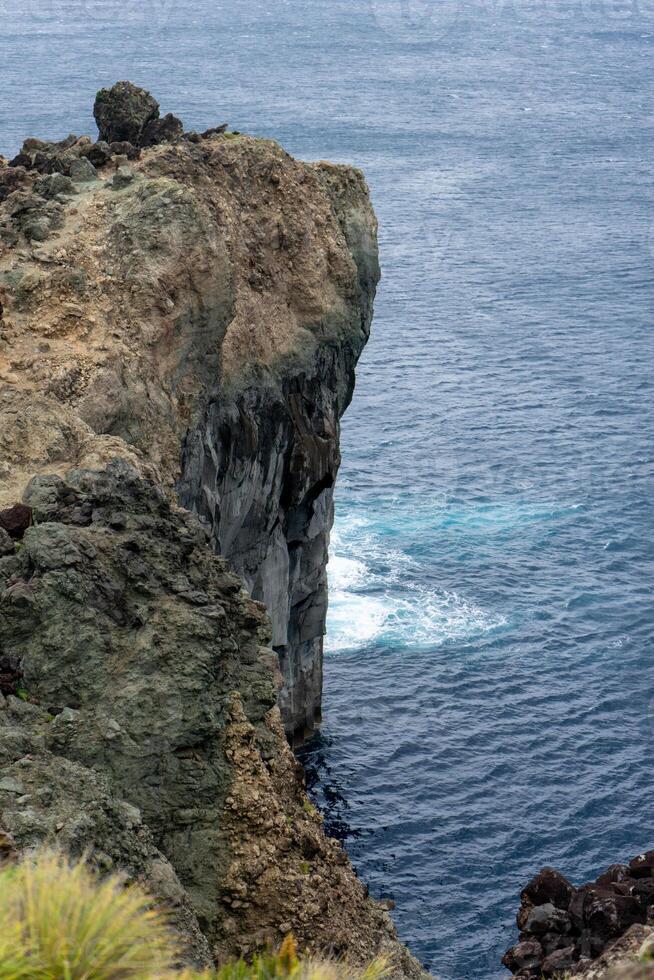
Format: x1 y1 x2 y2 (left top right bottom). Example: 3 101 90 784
504 855 654 977
94 82 184 149
0 81 380 737
0 87 420 975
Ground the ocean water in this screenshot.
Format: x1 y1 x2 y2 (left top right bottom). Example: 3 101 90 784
3 1 654 977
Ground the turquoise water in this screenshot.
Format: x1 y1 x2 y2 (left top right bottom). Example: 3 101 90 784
3 2 654 976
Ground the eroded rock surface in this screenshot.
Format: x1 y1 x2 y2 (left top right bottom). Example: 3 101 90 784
0 84 379 736
0 88 419 975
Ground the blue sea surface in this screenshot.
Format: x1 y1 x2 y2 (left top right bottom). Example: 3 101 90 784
3 2 654 976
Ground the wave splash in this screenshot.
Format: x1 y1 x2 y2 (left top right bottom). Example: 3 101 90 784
326 513 507 654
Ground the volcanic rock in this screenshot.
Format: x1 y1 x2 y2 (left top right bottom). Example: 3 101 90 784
93 81 159 145
521 867 576 910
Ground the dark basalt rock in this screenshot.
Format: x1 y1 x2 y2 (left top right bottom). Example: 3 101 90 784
9 135 83 175
33 172 75 199
541 946 577 977
597 864 631 886
521 867 576 910
0 166 28 203
630 879 654 905
93 81 159 145
141 112 184 147
505 853 654 975
0 504 32 540
523 903 572 937
502 940 543 974
541 931 575 956
9 153 32 169
201 124 229 138
630 851 654 879
93 82 182 149
584 889 643 938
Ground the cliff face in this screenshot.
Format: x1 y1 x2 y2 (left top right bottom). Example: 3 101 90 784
178 162 379 737
0 89 420 975
0 120 379 739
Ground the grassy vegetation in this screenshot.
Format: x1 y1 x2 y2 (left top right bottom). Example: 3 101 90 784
0 850 389 980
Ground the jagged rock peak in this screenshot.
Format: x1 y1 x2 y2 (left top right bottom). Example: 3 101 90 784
93 80 183 148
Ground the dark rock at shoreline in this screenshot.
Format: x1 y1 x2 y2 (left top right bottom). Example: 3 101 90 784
521 868 576 911
201 124 229 138
504 854 654 977
0 166 28 203
502 939 543 973
629 852 654 879
597 865 632 887
522 903 572 937
542 946 577 977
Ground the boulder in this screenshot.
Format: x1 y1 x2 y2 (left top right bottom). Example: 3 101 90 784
111 166 135 190
523 902 572 937
94 81 159 145
82 141 113 167
0 504 32 539
630 878 654 908
521 868 576 910
598 864 632 886
0 166 28 203
23 214 51 241
502 940 544 974
9 152 31 169
541 931 575 956
629 851 654 879
109 141 141 160
201 123 228 138
33 173 75 199
69 157 97 182
541 946 577 977
141 112 184 147
585 890 645 937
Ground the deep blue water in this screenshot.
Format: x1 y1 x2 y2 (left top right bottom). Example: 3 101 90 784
3 2 654 977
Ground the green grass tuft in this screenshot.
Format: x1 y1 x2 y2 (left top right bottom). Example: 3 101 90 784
0 850 175 978
0 851 390 980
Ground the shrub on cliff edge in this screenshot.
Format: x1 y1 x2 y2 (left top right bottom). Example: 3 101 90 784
0 850 389 980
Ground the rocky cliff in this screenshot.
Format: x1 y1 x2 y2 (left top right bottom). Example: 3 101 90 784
0 84 421 976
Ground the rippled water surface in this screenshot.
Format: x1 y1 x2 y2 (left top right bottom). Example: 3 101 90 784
3 2 654 976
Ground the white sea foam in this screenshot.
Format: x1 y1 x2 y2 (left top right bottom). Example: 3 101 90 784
325 591 389 652
328 554 368 591
326 513 508 654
